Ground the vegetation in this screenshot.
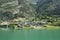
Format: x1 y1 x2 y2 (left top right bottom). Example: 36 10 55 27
0 0 60 30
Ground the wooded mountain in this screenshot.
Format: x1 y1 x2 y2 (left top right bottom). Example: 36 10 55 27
0 0 60 22
36 0 60 16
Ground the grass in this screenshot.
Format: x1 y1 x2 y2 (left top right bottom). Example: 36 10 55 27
46 25 60 30
22 27 34 30
0 25 60 30
18 25 60 30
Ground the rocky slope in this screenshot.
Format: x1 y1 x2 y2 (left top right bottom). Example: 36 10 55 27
0 0 36 22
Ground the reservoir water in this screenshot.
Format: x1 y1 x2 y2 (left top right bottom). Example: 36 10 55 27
0 29 60 40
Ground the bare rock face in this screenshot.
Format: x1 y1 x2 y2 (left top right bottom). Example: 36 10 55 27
1 0 19 14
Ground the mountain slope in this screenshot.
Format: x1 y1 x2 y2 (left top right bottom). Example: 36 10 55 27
0 0 36 22
36 0 60 16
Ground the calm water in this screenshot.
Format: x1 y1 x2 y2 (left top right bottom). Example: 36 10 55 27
0 29 60 40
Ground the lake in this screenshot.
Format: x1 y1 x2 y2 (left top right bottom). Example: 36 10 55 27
0 29 60 40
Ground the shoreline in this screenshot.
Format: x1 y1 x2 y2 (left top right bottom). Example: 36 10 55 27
0 25 60 31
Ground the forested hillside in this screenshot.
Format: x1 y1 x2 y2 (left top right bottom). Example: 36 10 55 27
36 0 60 16
0 0 60 28
36 0 60 26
